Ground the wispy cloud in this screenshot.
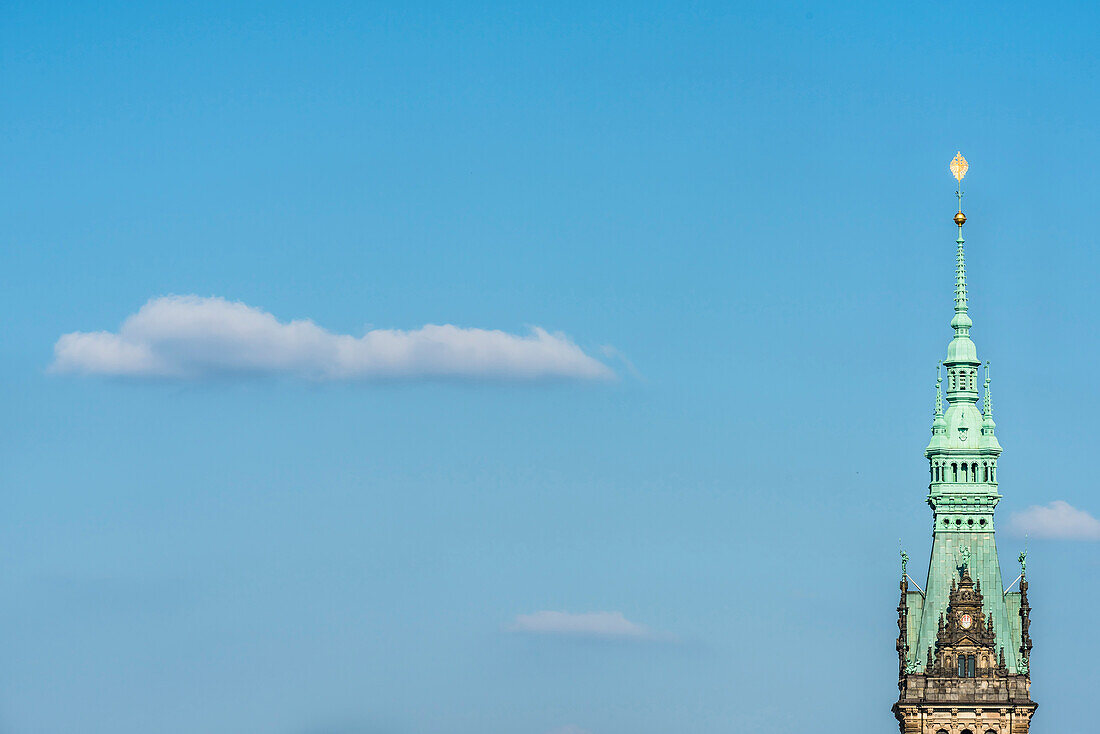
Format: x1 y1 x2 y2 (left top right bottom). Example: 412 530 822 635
50 295 615 382
1009 500 1100 541
510 611 657 640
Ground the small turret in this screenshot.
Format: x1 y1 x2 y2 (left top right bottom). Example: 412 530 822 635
980 362 1002 448
897 550 910 677
928 368 948 453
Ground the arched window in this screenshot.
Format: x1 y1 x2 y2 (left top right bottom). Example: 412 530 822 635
972 463 978 482
953 463 958 482
983 464 989 482
968 654 976 677
958 654 966 677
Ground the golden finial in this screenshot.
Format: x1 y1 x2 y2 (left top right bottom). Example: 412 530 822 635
950 152 968 226
950 152 968 182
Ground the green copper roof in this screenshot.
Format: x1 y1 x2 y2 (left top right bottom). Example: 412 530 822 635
909 532 1020 673
907 176 1022 673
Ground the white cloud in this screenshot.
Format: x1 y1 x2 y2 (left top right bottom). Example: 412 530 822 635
510 611 653 640
1009 500 1100 541
50 295 615 382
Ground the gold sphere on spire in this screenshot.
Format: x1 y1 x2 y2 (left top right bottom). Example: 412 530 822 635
950 152 969 182
954 211 966 226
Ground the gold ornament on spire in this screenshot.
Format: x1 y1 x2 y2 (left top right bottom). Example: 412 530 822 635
950 152 969 182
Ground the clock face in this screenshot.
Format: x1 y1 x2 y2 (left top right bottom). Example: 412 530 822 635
959 613 973 629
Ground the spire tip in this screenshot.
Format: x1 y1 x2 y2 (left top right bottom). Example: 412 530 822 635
950 152 969 182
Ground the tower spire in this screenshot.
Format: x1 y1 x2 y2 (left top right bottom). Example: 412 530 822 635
950 152 971 341
898 156 1034 734
942 152 980 404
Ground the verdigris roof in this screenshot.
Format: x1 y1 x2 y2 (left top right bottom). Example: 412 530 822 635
905 180 1022 674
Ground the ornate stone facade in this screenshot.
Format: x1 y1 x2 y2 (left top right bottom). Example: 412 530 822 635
894 568 1035 733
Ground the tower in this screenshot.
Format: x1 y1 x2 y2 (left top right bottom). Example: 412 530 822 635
893 154 1037 734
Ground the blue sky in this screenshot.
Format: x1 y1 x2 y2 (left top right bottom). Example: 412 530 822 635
3 1 1100 732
